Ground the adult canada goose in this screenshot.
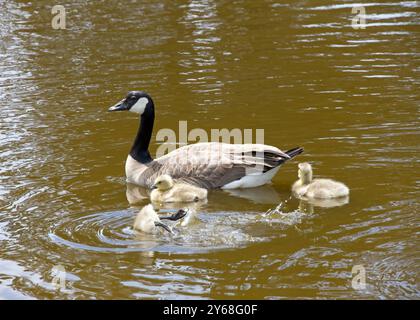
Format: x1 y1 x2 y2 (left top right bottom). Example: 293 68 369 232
109 91 303 189
150 175 207 203
292 163 349 199
133 204 187 234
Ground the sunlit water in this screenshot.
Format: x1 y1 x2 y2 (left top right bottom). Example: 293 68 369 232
0 0 419 299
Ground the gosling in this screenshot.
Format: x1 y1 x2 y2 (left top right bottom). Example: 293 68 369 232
133 204 187 234
292 163 349 199
150 175 207 203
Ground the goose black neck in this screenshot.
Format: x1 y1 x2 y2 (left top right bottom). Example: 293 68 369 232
130 106 154 164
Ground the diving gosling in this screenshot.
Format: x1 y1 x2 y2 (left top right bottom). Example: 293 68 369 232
150 175 207 203
133 204 187 234
292 163 349 199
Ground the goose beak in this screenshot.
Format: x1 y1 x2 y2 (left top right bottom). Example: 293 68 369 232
108 99 128 112
154 221 172 234
150 184 157 190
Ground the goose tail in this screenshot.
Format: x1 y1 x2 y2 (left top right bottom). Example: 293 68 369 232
285 147 304 159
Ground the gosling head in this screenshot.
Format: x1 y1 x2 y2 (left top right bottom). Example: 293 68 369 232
151 175 174 191
298 162 313 184
108 91 154 116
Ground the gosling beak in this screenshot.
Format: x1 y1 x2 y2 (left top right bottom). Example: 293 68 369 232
108 98 129 112
154 221 172 234
160 209 188 221
150 184 157 190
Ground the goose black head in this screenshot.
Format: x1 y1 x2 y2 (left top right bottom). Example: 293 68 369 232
108 91 154 115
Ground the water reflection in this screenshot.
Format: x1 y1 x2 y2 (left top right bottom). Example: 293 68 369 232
127 182 282 206
0 0 419 299
126 183 150 205
298 196 350 209
223 185 282 204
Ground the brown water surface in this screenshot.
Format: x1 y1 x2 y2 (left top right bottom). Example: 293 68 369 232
0 0 419 299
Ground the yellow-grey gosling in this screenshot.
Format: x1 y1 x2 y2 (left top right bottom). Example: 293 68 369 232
150 175 207 203
292 163 349 199
133 204 187 234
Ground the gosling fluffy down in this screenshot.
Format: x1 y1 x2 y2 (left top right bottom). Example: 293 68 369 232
150 175 207 203
292 163 349 199
133 204 187 234
133 204 167 234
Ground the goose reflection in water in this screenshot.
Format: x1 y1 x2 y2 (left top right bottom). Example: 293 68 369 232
222 184 282 204
297 195 350 214
126 182 284 206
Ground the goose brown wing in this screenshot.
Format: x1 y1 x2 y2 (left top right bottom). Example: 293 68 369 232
143 143 294 189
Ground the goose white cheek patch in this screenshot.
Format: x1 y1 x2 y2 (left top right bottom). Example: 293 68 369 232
130 97 148 114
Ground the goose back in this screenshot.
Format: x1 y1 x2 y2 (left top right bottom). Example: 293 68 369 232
126 142 294 189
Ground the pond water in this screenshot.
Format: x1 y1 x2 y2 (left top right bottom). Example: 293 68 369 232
0 0 418 299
